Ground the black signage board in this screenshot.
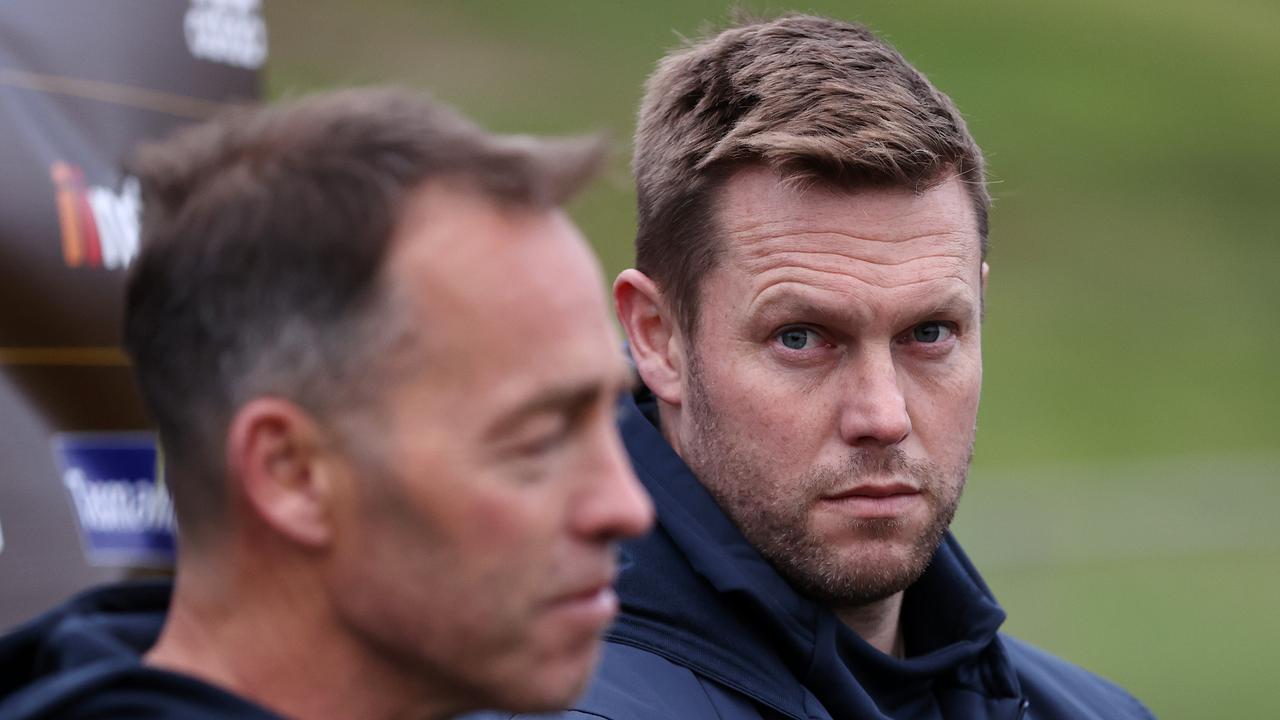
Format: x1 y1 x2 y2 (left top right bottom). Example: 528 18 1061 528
1 0 264 623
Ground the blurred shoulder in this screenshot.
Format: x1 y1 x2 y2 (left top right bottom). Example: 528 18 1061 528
1002 634 1156 719
463 641 751 720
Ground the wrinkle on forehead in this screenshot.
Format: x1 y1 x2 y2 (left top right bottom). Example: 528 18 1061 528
732 225 974 263
740 238 971 277
736 232 975 301
717 166 973 231
716 167 980 261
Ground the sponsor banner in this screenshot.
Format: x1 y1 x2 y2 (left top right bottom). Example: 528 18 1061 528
0 0 263 349
51 433 176 568
185 0 269 70
49 163 142 271
0 0 263 429
0 0 264 596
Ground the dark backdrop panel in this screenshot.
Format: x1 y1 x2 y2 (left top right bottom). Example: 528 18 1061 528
1 0 263 628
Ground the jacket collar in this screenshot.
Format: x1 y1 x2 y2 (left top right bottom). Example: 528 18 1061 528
609 392 1022 719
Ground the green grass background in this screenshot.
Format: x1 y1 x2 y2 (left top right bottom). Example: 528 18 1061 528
263 2 1280 717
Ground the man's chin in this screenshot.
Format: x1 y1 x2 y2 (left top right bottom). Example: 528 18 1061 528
774 527 945 607
491 662 595 715
512 632 602 711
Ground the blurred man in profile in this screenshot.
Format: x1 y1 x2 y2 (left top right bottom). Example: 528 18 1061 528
0 88 652 720
487 14 1153 720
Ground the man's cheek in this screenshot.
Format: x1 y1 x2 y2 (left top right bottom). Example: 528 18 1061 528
463 496 539 554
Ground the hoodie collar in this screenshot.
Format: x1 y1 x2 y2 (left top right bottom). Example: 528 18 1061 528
0 581 282 720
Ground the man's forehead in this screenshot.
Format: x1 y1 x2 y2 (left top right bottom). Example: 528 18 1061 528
715 167 981 255
390 184 536 273
379 185 616 381
388 188 596 308
691 169 985 324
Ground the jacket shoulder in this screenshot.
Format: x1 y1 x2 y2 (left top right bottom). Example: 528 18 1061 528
1002 635 1155 719
466 641 765 720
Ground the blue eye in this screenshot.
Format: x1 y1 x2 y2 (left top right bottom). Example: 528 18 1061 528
777 327 818 350
912 322 953 343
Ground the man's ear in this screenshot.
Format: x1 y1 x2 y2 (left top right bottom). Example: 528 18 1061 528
982 261 990 291
614 269 686 407
225 398 338 549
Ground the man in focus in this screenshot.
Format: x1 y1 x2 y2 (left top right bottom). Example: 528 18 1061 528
497 14 1154 720
0 88 652 719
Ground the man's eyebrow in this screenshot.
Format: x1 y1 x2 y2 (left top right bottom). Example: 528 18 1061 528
750 288 979 324
749 293 844 321
921 292 980 320
483 368 632 441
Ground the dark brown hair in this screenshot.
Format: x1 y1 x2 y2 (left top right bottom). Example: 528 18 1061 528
634 14 989 333
124 87 603 537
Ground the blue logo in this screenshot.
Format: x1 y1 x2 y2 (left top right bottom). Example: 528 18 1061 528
52 433 176 568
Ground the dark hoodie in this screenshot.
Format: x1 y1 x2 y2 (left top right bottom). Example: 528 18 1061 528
0 581 281 720
475 393 1154 720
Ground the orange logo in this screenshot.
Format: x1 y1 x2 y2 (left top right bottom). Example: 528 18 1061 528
49 162 141 270
50 162 101 268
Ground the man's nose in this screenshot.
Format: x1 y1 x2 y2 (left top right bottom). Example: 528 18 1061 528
838 345 912 448
571 421 654 542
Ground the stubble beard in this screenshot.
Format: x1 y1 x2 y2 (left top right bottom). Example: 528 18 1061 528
681 358 971 608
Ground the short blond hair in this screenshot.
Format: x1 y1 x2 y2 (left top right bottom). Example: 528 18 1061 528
634 14 988 332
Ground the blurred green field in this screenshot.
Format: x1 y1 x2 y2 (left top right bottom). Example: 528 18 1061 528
265 2 1280 717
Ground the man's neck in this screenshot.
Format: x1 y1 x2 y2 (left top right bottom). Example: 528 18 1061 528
145 559 456 720
833 591 906 658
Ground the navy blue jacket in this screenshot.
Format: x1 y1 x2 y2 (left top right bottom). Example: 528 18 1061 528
475 394 1154 720
0 581 280 720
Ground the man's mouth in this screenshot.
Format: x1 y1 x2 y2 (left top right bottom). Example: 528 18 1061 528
542 570 621 628
821 482 923 518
